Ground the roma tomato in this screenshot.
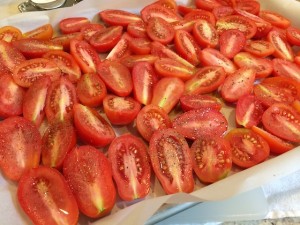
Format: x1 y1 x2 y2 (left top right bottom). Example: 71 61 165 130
192 19 219 48
80 23 105 41
149 128 194 194
0 26 22 42
127 20 147 38
180 94 222 112
243 40 275 58
272 58 300 83
195 0 222 11
106 33 132 61
191 137 232 183
129 37 151 55
146 17 175 45
136 104 172 142
212 6 234 20
259 10 291 29
23 24 54 40
219 29 246 59
51 32 83 52
73 103 116 147
120 54 158 69
236 0 260 15
18 166 79 225
184 9 216 25
225 128 270 168
108 134 151 201
63 145 116 218
286 26 300 46
59 17 90 34
99 9 141 27
141 4 181 23
0 116 42 181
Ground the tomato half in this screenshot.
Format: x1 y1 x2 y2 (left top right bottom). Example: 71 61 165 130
236 0 260 15
108 134 151 201
141 4 181 23
272 58 300 83
129 37 151 55
63 145 116 218
191 137 232 183
225 128 270 168
120 54 158 69
195 0 222 11
243 40 275 58
51 32 83 52
59 17 90 34
99 9 142 27
172 108 228 140
148 128 194 194
184 9 216 25
286 26 300 46
127 20 147 38
146 17 175 45
259 10 291 29
0 116 42 181
0 26 22 42
192 19 219 48
219 29 246 59
80 23 105 41
17 166 79 225
106 33 132 61
23 24 54 40
212 6 234 20
180 94 222 112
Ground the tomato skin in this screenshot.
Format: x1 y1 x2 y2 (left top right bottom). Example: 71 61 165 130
225 128 270 168
141 4 181 23
51 32 83 52
212 6 234 20
286 26 300 46
73 103 116 147
272 58 300 83
236 0 260 15
195 0 222 11
17 166 79 225
180 94 222 112
129 37 151 55
120 54 158 69
172 108 228 140
184 9 216 25
127 20 147 38
59 17 90 34
259 10 291 29
262 103 300 143
0 26 22 42
149 128 194 194
23 24 54 40
108 134 151 201
191 137 232 183
136 104 172 142
192 19 219 48
103 94 141 125
63 145 116 218
146 17 175 45
80 23 105 41
243 40 275 58
219 29 246 59
99 9 141 27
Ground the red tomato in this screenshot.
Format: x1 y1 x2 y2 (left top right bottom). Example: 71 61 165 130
23 77 51 126
80 23 105 41
191 137 232 183
252 126 295 155
262 103 300 143
243 40 275 58
108 134 151 201
70 39 101 73
225 128 270 168
43 50 81 83
106 33 132 61
151 77 185 114
141 4 181 23
236 0 260 15
171 18 197 33
184 9 216 25
129 37 151 55
199 48 237 74
59 17 90 34
177 5 195 15
286 26 300 46
192 19 219 48
132 62 159 105
272 58 300 82
51 32 83 52
195 0 222 11
13 58 61 88
212 6 234 20
146 17 175 45
103 94 141 125
73 103 116 147
184 66 226 95
149 128 194 194
97 60 133 97
23 24 54 40
259 10 291 29
219 29 246 59
172 108 228 140
235 94 265 128
17 166 79 225
179 94 222 112
220 67 256 103
99 9 141 27
150 0 178 12
136 104 172 142
0 26 22 42
45 77 78 121
63 145 116 218
0 74 25 119
127 20 147 38
76 72 107 107
0 116 42 181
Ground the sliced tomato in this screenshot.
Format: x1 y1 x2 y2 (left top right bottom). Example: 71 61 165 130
103 94 141 125
184 65 226 95
251 126 295 155
63 145 116 218
172 108 228 140
17 166 79 225
212 6 234 20
51 32 83 52
136 104 172 142
146 17 175 45
41 120 76 169
219 29 246 59
23 24 54 40
259 10 291 29
23 77 51 126
184 9 216 25
148 128 194 194
76 72 107 107
43 50 81 83
195 0 222 11
127 20 147 38
80 23 105 41
286 26 300 46
179 94 222 112
191 137 232 183
13 58 61 88
262 103 300 143
120 54 158 69
199 48 237 74
97 60 133 97
171 18 197 33
59 17 90 34
73 103 116 147
45 77 77 121
192 19 219 48
151 0 178 12
0 116 42 181
70 39 101 73
132 62 159 105
225 128 270 168
151 77 185 114
99 9 141 27
106 33 132 61
177 5 195 15
0 25 22 42
129 36 151 55
141 4 181 23
243 40 275 58
236 0 260 15
108 134 151 201
272 58 300 83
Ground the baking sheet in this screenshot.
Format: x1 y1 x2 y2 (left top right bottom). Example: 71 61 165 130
1 0 300 225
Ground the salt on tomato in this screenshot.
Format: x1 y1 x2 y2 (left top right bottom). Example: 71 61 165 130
219 29 246 59
272 58 300 83
180 94 222 112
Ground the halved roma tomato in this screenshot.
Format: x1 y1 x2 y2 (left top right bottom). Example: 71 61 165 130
136 104 172 142
108 134 151 201
272 58 300 82
184 9 216 25
225 128 270 168
192 19 219 48
171 18 198 33
146 17 175 45
73 103 116 147
212 6 234 20
262 103 300 143
129 37 151 55
149 128 194 194
191 136 232 183
23 24 54 40
103 94 141 125
195 0 222 11
236 0 260 15
63 145 116 218
172 108 228 140
18 166 79 225
80 23 105 41
99 9 141 27
120 54 158 69
243 40 275 58
286 26 300 46
59 17 90 34
180 94 222 112
259 10 291 29
219 29 246 59
150 0 178 12
51 32 83 52
0 116 42 181
127 20 147 38
106 33 132 61
0 26 22 42
141 4 181 23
